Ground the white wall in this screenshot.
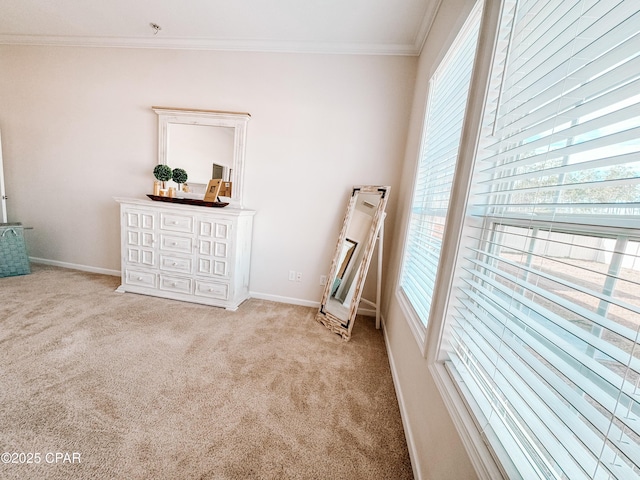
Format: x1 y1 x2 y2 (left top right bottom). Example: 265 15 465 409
0 46 416 305
381 0 480 478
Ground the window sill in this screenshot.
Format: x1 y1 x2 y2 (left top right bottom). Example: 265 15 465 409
429 361 507 480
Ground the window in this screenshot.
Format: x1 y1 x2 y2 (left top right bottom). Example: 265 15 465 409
398 1 482 337
442 0 640 478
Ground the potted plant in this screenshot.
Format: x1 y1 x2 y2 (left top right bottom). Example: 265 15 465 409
172 168 188 191
153 164 173 189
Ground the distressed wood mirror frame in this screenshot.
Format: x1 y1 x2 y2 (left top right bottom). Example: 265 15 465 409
316 185 390 341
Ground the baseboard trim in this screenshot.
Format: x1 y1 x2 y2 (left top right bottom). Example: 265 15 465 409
26 262 373 314
249 292 377 317
30 257 120 277
381 315 422 480
249 292 320 308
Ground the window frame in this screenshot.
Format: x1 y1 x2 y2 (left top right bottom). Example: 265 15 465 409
408 0 511 477
396 0 485 354
423 0 640 477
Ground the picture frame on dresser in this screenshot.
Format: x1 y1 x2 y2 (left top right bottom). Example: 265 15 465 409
203 179 223 202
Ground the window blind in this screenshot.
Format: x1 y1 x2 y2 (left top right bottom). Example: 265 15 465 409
445 0 640 478
399 2 482 327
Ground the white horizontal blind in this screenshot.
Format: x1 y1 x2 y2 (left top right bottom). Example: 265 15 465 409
445 0 640 478
399 2 482 327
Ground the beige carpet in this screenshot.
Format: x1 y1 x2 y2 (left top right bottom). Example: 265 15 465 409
0 265 413 479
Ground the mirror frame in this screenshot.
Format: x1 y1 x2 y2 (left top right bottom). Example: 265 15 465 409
153 106 251 207
316 185 390 341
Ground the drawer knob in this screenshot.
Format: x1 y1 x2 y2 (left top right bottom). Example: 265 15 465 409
172 282 177 287
172 242 178 246
137 276 143 281
172 262 178 266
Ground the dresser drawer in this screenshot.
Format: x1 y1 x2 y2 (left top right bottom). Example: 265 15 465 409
199 219 232 240
126 247 156 267
125 269 157 288
160 213 194 233
160 275 193 294
126 230 155 248
197 238 228 258
195 280 229 300
160 234 193 254
125 210 155 230
196 257 229 277
160 254 193 274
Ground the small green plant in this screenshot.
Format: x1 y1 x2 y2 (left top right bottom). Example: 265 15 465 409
153 164 172 188
172 168 188 190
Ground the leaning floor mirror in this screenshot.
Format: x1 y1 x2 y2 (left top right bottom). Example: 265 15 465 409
316 185 390 341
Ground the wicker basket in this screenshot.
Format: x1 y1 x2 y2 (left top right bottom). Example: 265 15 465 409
0 223 30 278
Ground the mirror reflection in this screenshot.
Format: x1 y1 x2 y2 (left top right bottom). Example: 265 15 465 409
167 124 235 187
317 186 390 341
330 238 357 302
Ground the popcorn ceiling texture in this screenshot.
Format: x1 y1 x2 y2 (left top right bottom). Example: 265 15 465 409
0 265 412 479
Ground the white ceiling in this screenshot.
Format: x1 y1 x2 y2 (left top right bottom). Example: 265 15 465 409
0 0 442 55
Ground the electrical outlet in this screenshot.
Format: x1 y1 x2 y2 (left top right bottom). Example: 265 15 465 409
320 275 327 286
288 270 296 281
296 272 303 282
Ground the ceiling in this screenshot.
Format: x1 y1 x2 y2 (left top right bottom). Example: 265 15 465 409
0 0 442 55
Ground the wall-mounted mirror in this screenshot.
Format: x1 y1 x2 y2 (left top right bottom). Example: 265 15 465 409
153 107 250 207
316 185 390 341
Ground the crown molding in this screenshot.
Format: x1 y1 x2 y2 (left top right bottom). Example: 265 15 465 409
414 0 443 55
0 34 422 56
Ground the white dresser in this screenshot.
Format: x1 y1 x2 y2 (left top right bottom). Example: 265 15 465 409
115 197 255 310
